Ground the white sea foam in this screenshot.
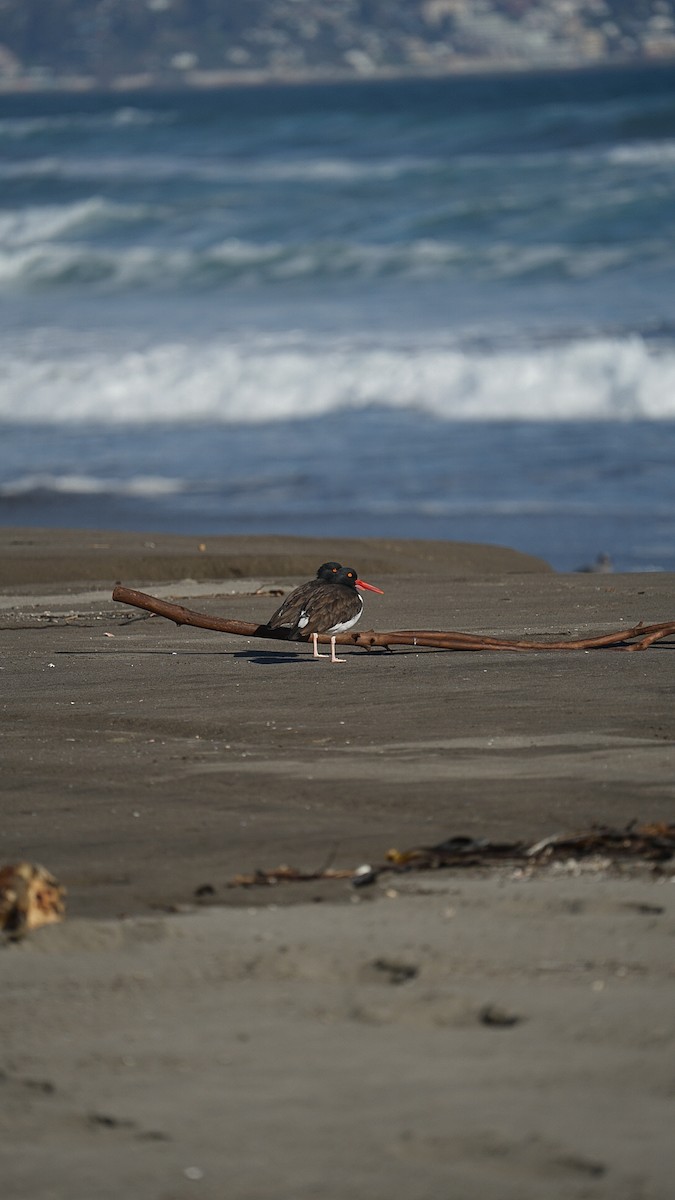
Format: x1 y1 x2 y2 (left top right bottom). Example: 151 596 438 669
0 473 185 497
228 156 437 183
0 151 439 185
1 332 674 425
0 198 163 251
605 140 675 166
0 233 665 290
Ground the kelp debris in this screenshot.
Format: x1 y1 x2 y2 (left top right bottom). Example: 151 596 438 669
227 823 675 890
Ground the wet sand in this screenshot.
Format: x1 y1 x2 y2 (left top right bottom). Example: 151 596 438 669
2 528 674 1198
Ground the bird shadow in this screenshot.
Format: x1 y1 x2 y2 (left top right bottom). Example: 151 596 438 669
233 648 311 666
231 648 379 665
231 645 448 665
232 647 389 666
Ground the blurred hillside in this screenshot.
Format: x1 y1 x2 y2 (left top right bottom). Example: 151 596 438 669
1 0 674 90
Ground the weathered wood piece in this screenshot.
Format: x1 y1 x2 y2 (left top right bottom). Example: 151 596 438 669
112 586 675 652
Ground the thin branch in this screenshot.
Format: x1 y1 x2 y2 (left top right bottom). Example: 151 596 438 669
112 586 675 653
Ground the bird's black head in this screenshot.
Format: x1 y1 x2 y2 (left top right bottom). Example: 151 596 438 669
335 567 359 589
316 561 342 581
337 567 384 594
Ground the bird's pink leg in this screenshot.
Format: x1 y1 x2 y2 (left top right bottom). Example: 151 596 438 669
312 634 327 659
330 636 346 664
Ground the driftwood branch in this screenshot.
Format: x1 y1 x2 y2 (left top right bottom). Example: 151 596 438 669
112 586 675 652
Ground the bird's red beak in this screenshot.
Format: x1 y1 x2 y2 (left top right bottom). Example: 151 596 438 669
356 578 384 594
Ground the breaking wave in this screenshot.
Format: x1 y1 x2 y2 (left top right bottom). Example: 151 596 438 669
605 139 675 166
0 233 667 290
1 332 673 424
0 197 165 251
0 473 186 498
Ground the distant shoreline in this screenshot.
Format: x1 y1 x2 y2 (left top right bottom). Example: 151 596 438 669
1 55 674 98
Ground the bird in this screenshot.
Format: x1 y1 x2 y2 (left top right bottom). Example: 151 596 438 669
266 564 384 663
264 561 342 631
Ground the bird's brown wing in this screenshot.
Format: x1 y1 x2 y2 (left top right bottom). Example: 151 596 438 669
266 580 318 630
300 584 361 635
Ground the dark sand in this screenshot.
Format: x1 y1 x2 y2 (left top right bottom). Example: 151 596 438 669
2 528 674 1199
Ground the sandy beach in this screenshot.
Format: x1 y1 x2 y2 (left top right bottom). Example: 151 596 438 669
2 528 674 1199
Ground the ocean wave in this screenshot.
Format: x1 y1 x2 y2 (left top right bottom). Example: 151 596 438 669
0 234 666 290
0 151 439 186
4 140 670 186
0 473 186 498
604 140 675 167
225 156 438 183
2 140 673 191
0 197 165 251
1 332 673 424
0 107 174 139
0 477 666 519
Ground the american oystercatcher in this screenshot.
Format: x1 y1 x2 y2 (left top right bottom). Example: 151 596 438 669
266 564 384 663
264 561 342 628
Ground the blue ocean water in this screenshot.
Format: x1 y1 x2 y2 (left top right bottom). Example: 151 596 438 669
1 67 675 572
